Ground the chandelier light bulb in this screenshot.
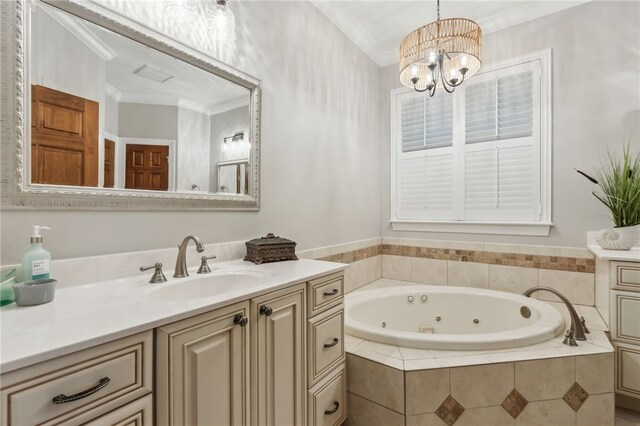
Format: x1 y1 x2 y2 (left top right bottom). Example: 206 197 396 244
208 0 236 43
460 55 468 67
450 68 458 79
411 66 419 76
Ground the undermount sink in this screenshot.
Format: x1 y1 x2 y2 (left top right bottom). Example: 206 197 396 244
148 267 271 302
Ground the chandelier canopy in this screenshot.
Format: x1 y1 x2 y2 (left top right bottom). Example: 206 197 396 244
399 0 482 96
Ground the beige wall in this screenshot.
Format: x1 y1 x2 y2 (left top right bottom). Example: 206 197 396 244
0 1 382 264
379 1 640 247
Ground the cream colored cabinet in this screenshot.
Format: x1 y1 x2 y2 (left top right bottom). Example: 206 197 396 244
156 302 250 426
604 260 640 411
0 331 153 426
82 395 153 426
251 284 306 426
306 273 346 426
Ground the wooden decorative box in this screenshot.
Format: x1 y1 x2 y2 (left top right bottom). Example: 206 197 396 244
244 233 298 265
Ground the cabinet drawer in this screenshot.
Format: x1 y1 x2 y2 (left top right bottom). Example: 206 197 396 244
83 395 153 426
612 290 640 344
308 305 345 387
308 365 346 426
613 262 640 291
0 331 152 426
308 273 344 318
615 342 640 398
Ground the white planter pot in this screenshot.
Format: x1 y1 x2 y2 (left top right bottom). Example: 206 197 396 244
595 224 640 250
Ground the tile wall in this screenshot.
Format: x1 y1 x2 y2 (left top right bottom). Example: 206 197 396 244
344 352 615 426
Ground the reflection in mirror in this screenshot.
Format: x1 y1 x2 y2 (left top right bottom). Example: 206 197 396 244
30 2 251 195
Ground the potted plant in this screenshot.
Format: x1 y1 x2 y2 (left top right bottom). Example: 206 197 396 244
576 142 640 250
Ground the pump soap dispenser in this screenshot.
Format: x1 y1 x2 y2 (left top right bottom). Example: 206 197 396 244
21 226 51 282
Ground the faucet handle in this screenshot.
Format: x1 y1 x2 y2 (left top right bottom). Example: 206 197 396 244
140 263 167 284
197 255 217 274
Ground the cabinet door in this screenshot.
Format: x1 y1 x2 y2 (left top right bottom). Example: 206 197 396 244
156 302 250 426
252 284 306 426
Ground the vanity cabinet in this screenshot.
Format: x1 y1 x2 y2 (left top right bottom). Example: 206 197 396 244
306 273 347 426
602 260 640 410
0 270 346 426
155 302 251 426
0 331 153 426
251 284 306 426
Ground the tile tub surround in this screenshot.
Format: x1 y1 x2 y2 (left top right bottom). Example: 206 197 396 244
344 279 615 425
378 239 596 306
345 352 615 426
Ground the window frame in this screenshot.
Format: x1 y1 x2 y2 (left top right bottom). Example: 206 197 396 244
390 49 553 236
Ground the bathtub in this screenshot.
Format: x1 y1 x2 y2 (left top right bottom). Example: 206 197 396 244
345 285 565 350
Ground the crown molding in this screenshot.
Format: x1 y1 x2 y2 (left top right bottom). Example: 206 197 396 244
207 96 250 116
311 0 590 68
310 0 390 66
104 83 122 101
37 3 117 62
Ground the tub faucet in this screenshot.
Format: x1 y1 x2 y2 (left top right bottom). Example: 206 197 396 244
523 286 587 343
174 235 205 278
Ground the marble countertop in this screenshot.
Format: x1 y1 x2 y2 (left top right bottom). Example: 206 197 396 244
588 245 640 262
0 259 346 373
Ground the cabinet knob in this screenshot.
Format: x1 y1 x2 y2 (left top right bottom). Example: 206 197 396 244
324 401 340 415
323 337 340 348
259 305 273 316
233 314 248 327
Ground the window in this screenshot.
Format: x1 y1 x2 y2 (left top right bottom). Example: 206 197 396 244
391 50 552 236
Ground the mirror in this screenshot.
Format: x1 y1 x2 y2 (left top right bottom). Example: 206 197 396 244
1 0 261 209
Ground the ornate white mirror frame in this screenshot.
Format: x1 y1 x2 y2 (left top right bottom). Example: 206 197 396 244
0 0 261 210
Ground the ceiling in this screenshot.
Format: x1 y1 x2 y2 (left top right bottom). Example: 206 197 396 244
39 3 249 115
310 1 589 66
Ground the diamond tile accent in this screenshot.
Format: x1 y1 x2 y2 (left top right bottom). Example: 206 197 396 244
436 395 465 426
501 388 528 419
563 382 589 411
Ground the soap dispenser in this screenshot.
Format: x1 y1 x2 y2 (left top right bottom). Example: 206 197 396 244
21 226 51 282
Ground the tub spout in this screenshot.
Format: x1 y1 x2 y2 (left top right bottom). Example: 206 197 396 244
523 287 586 343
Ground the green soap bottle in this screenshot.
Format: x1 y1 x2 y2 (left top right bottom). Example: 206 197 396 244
21 225 51 282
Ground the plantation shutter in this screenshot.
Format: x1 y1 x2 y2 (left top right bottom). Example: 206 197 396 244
464 62 540 221
397 90 454 220
394 57 544 224
400 91 453 152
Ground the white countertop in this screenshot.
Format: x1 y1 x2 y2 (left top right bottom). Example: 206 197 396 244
588 245 640 261
0 259 346 373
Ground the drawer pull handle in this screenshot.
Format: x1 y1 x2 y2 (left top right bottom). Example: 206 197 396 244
323 288 339 297
234 314 248 327
52 377 110 404
259 305 273 316
324 401 340 415
324 337 340 348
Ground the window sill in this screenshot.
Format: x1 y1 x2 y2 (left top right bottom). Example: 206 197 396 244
390 220 553 236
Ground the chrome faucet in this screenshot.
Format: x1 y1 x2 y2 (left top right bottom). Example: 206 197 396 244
523 286 587 342
174 235 205 278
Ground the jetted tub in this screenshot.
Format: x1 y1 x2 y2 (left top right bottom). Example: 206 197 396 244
345 285 565 350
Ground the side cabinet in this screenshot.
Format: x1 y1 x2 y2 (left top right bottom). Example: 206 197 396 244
156 301 251 426
609 260 640 411
251 284 306 426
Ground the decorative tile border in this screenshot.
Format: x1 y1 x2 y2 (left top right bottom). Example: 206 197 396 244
383 244 595 273
318 243 595 273
319 245 382 263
